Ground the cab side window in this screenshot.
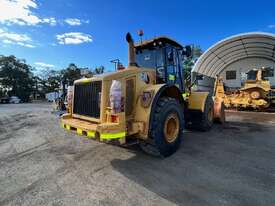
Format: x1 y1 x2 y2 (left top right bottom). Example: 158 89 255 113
166 46 184 90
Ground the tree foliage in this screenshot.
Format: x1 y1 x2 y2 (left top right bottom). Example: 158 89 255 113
0 55 34 101
61 63 81 86
94 66 105 74
0 55 106 100
183 45 203 87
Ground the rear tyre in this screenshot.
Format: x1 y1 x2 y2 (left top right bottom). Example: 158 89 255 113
214 102 225 124
197 95 214 131
143 97 184 157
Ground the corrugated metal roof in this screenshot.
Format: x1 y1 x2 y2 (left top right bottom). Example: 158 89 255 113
192 32 275 77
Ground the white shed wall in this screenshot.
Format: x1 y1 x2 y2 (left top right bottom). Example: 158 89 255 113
220 57 275 88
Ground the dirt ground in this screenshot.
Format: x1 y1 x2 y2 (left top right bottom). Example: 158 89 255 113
0 103 274 206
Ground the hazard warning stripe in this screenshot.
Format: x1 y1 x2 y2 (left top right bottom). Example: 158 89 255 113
61 123 125 140
100 132 126 140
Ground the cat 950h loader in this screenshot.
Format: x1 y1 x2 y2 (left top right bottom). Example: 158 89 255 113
61 33 225 157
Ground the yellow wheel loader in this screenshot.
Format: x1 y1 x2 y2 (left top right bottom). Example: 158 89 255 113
61 33 224 157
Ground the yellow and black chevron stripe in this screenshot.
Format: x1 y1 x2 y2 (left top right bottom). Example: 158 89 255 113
61 123 125 140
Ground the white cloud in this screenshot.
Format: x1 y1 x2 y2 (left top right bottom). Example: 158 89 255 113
34 62 55 68
1 39 35 48
64 18 81 26
0 0 56 26
0 30 30 42
64 18 90 26
268 25 275 29
2 39 13 44
17 42 35 48
56 32 92 45
42 17 57 26
0 28 35 48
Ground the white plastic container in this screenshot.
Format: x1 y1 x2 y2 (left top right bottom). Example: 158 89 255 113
67 86 74 106
110 80 122 113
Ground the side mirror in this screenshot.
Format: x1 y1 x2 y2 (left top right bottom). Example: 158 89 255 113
183 45 192 58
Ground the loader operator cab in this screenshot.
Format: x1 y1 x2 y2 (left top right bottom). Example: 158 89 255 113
134 37 192 91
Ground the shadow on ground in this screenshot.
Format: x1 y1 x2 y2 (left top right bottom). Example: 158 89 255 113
111 120 275 206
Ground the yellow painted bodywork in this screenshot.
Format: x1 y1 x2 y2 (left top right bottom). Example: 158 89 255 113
61 66 159 142
61 65 215 144
132 84 165 138
214 77 230 107
243 80 271 92
61 114 126 140
215 70 272 109
187 91 209 112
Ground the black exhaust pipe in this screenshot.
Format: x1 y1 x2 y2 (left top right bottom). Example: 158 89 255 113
126 32 137 67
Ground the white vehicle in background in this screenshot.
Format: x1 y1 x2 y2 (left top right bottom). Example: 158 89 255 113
9 96 21 104
46 92 62 102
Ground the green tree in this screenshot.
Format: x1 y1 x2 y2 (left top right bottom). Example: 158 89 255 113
0 55 34 102
94 66 105 74
59 63 81 99
43 70 61 93
61 63 81 86
183 45 203 87
192 45 203 59
31 76 42 99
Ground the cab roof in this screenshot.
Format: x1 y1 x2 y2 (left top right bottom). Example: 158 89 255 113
135 36 183 50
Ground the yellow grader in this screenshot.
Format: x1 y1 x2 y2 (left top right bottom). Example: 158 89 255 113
61 33 224 157
215 69 275 110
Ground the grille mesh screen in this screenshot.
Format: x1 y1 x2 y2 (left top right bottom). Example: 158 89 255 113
73 81 102 118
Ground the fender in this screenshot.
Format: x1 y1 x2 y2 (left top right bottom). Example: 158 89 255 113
133 84 184 139
148 84 185 138
188 91 209 112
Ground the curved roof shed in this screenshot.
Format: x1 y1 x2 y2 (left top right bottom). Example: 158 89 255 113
192 32 275 77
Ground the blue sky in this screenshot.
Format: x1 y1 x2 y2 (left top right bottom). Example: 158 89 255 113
0 0 274 72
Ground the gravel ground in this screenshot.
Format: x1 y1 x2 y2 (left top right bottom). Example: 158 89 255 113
0 103 275 206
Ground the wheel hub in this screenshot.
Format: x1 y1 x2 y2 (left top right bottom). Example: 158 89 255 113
164 113 180 143
250 91 261 99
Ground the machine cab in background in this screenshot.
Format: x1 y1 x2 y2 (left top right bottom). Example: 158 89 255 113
134 37 190 91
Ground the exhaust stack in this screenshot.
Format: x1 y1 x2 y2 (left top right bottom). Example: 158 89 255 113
126 32 137 67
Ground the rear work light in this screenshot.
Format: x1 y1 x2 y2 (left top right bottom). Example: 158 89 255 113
106 107 120 123
111 114 119 123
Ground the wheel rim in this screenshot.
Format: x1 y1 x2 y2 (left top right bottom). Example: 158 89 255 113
250 91 261 99
164 113 180 143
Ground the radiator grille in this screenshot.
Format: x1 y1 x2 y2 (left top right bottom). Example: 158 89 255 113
73 81 102 118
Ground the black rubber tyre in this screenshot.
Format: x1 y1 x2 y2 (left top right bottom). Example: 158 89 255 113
144 97 184 157
197 95 214 131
